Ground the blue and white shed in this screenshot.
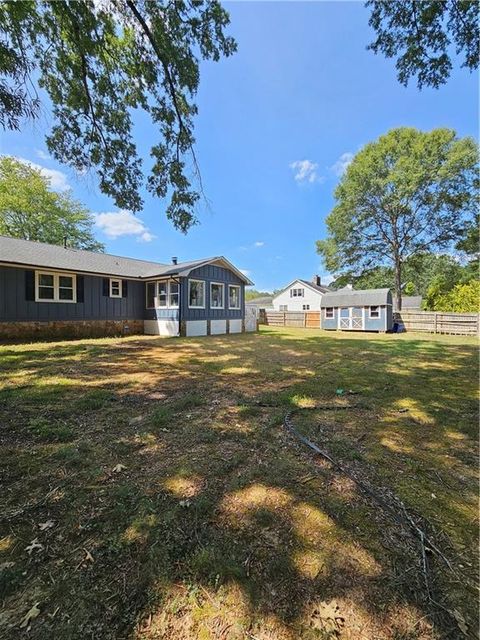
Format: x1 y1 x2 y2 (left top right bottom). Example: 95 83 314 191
321 288 393 332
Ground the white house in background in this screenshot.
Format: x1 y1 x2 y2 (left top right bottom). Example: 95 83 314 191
272 276 331 311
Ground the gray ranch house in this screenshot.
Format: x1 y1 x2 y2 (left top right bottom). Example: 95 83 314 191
0 236 253 340
321 287 393 332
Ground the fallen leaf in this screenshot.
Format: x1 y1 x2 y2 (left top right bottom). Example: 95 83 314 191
25 538 44 555
19 602 41 628
38 520 55 531
112 464 127 473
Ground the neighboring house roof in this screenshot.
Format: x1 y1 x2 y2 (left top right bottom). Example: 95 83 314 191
321 287 391 307
393 296 422 312
246 296 273 307
272 278 330 300
0 235 253 284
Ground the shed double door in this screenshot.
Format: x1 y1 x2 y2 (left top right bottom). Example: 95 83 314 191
338 306 364 330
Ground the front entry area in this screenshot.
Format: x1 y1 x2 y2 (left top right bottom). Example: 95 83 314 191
338 306 364 330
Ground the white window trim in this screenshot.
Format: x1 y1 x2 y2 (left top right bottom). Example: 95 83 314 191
325 307 334 318
210 282 225 309
369 305 380 319
109 278 123 298
169 281 180 308
228 284 241 310
157 281 169 307
35 270 77 303
188 279 205 309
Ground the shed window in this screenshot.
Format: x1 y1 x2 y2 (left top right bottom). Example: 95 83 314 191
325 307 334 318
36 271 76 303
158 282 168 307
229 285 241 309
109 278 122 298
369 305 380 318
189 279 205 308
290 288 304 297
210 282 224 308
169 282 179 307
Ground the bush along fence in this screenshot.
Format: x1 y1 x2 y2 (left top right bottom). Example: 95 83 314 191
258 309 479 336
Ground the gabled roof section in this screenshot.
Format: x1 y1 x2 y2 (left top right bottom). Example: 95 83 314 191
321 287 391 307
272 278 330 301
0 235 253 283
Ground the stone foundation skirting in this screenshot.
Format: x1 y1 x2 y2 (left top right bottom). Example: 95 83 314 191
0 319 145 341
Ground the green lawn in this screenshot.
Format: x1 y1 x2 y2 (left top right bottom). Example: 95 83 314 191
0 327 478 640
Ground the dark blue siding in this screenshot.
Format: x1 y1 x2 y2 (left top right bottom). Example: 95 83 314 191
180 265 245 322
0 266 144 322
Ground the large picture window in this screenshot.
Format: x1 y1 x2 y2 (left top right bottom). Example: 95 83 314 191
36 271 76 303
189 279 205 308
210 282 224 309
229 285 241 309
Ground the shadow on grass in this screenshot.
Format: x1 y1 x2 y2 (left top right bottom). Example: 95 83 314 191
0 328 477 639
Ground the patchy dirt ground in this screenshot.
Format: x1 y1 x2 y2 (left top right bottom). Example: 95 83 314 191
0 327 478 639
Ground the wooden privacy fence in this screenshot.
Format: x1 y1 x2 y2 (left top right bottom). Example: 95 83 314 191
395 311 479 336
259 310 320 328
259 309 479 336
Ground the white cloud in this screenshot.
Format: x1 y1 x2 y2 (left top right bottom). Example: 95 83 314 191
321 274 335 286
15 156 70 190
95 210 156 242
331 152 354 177
254 241 265 247
289 159 324 184
35 149 51 161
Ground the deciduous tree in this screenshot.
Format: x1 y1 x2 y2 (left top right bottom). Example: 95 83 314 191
366 0 479 89
0 156 104 251
317 127 478 310
0 0 236 232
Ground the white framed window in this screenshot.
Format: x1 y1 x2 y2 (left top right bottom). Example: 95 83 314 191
228 285 241 309
35 271 76 303
369 305 380 318
302 304 310 310
109 278 122 298
169 282 179 308
210 282 224 309
290 288 304 297
189 279 205 308
158 281 168 307
325 307 334 318
279 304 288 311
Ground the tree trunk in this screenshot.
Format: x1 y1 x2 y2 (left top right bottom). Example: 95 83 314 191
394 253 402 311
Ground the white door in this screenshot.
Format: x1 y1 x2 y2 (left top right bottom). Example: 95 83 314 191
338 307 364 330
245 307 257 332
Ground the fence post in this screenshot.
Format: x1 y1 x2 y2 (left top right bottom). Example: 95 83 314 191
304 312 307 328
434 312 438 334
283 311 286 327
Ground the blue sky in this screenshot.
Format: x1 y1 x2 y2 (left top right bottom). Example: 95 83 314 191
1 1 478 291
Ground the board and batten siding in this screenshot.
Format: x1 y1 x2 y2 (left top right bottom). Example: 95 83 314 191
321 305 390 331
0 265 145 322
180 264 245 322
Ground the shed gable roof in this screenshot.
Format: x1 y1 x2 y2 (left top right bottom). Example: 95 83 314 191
0 236 253 284
321 288 391 307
